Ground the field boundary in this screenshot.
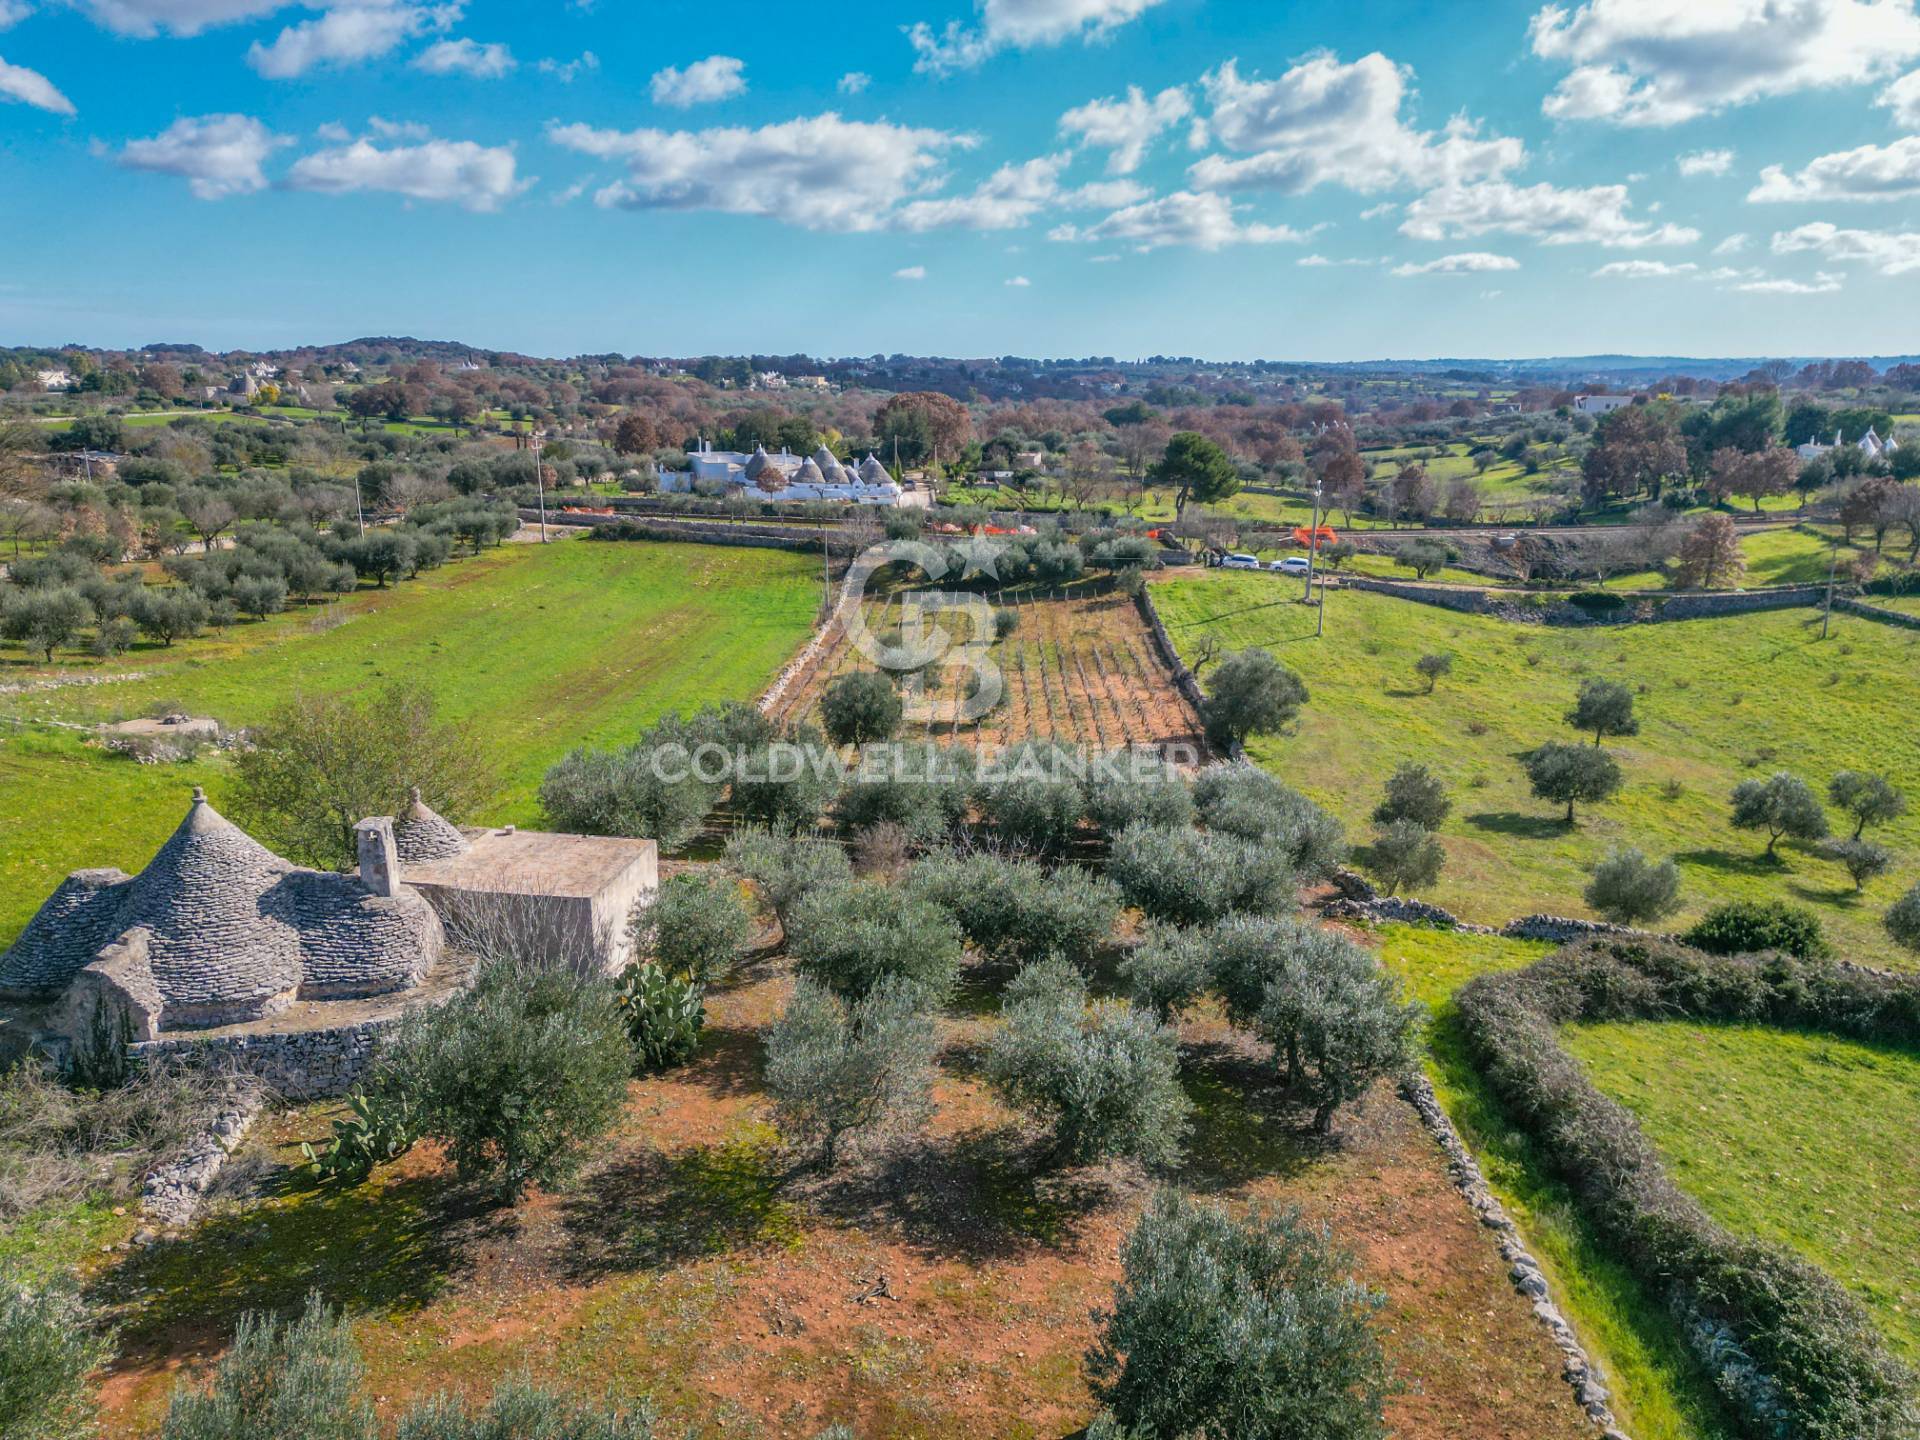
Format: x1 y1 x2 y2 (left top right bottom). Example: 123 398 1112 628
1834 595 1920 630
1335 574 1830 624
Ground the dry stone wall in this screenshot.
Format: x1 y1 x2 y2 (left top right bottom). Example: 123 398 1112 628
132 1014 397 1099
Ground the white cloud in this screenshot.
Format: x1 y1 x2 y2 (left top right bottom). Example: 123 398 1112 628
1049 188 1316 251
1187 53 1524 196
894 264 926 279
1591 258 1697 276
1391 251 1520 276
1733 271 1845 293
1749 136 1920 202
1005 274 1031 286
72 0 288 37
1479 288 1503 298
1772 220 1920 273
249 3 457 79
1058 84 1191 174
1880 67 1920 125
1713 231 1750 253
1401 179 1699 247
890 152 1144 231
1296 253 1373 266
1531 0 1920 126
0 1 32 29
118 113 286 197
839 70 871 95
413 36 513 77
538 51 597 83
650 54 745 108
286 133 524 210
909 0 1165 75
1089 252 1120 261
549 113 967 232
0 54 72 113
1676 147 1733 176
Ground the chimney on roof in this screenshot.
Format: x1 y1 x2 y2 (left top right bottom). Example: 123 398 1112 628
355 816 401 898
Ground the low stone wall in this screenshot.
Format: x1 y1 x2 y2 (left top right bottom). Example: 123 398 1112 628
1338 574 1494 614
132 1014 398 1099
140 1092 263 1229
1133 587 1221 755
1335 574 1827 626
1322 893 1651 945
758 580 858 719
1835 595 1920 630
520 510 861 555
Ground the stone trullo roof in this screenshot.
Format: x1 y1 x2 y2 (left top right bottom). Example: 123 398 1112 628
859 454 892 485
794 457 826 485
394 787 469 864
743 445 773 481
0 788 441 1029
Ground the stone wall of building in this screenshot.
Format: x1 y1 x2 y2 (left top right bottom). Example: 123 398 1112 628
131 1014 398 1099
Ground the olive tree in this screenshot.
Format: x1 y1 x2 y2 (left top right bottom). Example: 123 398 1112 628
907 850 1120 969
628 871 751 985
820 671 903 747
787 881 964 1004
1107 822 1295 926
0 1276 111 1440
1199 648 1309 749
1821 838 1894 893
730 726 841 834
1566 678 1639 747
764 977 937 1169
1523 741 1622 824
1884 884 1920 955
1364 819 1445 897
1829 771 1907 840
1118 925 1215 1023
1730 771 1829 858
1192 763 1348 880
1087 1190 1391 1440
723 828 852 931
1370 762 1450 831
1583 848 1682 925
1412 652 1453 693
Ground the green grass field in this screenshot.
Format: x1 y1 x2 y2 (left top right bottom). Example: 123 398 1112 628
1154 572 1920 966
0 540 821 945
1565 1020 1920 1365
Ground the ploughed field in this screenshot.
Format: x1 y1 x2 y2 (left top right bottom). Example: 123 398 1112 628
1153 571 1920 968
0 540 821 946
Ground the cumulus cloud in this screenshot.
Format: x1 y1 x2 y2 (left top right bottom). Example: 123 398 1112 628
1713 231 1750 253
650 54 745 108
1733 271 1845 293
891 152 1146 231
1005 274 1031 285
538 51 597 82
839 71 871 95
1049 188 1315 251
1676 148 1733 176
286 133 524 209
0 1 31 29
1749 136 1920 202
0 54 73 113
1059 84 1191 174
1880 67 1920 125
249 3 458 79
1591 258 1697 276
118 113 287 197
909 0 1165 75
72 0 289 37
413 36 513 77
1401 179 1699 247
894 264 926 278
548 113 967 232
1772 220 1920 273
1186 53 1523 197
1390 251 1520 276
1531 0 1920 126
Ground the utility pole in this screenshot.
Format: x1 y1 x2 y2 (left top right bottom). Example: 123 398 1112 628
1821 532 1840 639
1303 481 1324 604
531 427 549 543
353 471 366 537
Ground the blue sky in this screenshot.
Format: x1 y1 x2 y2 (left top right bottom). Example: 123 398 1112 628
3 0 1920 359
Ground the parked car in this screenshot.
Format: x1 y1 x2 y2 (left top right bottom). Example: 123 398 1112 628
1220 553 1261 570
1270 556 1313 575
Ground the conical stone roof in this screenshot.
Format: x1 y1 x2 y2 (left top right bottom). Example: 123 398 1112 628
795 457 825 484
744 446 773 481
859 454 891 484
395 787 469 864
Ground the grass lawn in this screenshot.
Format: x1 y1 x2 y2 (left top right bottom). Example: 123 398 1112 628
0 540 821 945
1564 1020 1920 1365
1154 572 1920 966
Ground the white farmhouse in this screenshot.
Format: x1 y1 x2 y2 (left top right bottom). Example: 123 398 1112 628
1573 394 1633 415
670 443 926 506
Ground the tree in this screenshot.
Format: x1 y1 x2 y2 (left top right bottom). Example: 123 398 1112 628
907 850 1121 969
629 871 751 985
230 683 492 869
375 959 631 1202
1118 925 1214 1023
1397 540 1452 579
0 586 92 661
1709 446 1799 513
874 391 970 469
1580 402 1686 504
984 960 1190 1167
1672 513 1746 589
724 828 852 932
612 412 658 456
764 976 936 1168
731 727 840 834
1821 838 1893 892
1364 819 1445 897
1887 884 1920 955
1088 1190 1391 1440
1730 771 1829 858
1412 652 1453 693
1371 762 1450 830
1583 848 1682 925
0 1276 111 1440
1107 821 1296 926
820 671 903 747
131 588 210 647
787 882 964 1004
1150 432 1240 517
1252 936 1422 1133
1524 741 1623 823
1200 648 1308 749
1829 771 1907 840
1566 677 1639 747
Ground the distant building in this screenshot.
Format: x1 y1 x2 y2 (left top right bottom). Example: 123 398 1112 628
1573 394 1633 415
1796 427 1900 463
35 369 73 392
671 443 926 506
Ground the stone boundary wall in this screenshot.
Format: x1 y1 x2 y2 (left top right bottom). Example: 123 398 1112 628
1132 587 1226 756
1323 889 1652 945
1400 1074 1628 1437
1835 595 1920 630
758 579 858 719
1336 574 1828 625
132 1013 398 1099
518 509 860 555
140 1092 263 1230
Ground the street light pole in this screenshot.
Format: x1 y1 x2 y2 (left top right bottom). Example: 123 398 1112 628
531 428 549 544
353 472 366 538
1303 482 1324 604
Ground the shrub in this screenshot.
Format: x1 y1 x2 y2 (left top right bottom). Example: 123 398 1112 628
723 828 851 930
1088 1190 1390 1440
1730 771 1830 857
375 960 632 1201
160 1293 375 1440
984 960 1189 1168
974 740 1088 855
787 881 964 1004
730 727 841 835
1821 838 1894 893
1363 819 1445 897
301 1092 419 1184
1888 885 1920 954
1085 751 1195 834
1370 762 1451 831
614 962 705 1072
764 977 936 1168
1412 652 1452 692
907 850 1120 969
1522 740 1622 823
1199 648 1309 749
1192 763 1347 879
1583 847 1683 925
1107 822 1294 926
820 671 903 747
394 1376 657 1440
993 606 1020 639
0 1275 111 1440
833 742 972 847
1118 925 1214 1022
629 872 751 986
1682 900 1831 959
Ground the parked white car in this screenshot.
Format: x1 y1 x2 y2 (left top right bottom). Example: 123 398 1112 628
1220 552 1261 570
1270 556 1313 575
